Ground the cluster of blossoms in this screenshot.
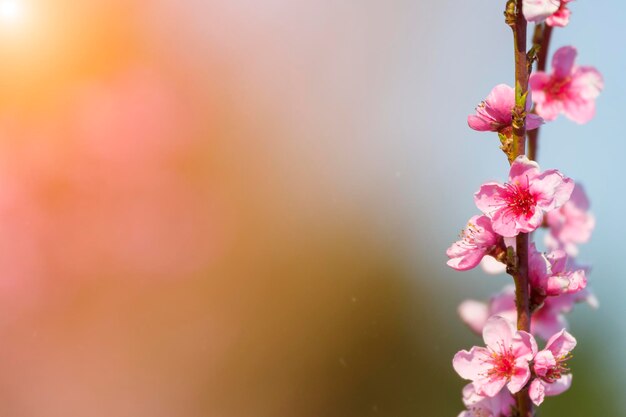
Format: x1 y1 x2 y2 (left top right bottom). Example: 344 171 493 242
447 2 602 416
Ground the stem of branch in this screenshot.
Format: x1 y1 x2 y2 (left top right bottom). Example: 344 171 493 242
507 1 533 416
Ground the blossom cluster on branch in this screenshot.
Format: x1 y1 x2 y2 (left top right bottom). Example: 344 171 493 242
446 1 602 416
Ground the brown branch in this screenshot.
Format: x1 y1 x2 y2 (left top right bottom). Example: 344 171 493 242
506 1 533 416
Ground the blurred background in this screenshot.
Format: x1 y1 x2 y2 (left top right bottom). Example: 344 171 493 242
0 0 621 416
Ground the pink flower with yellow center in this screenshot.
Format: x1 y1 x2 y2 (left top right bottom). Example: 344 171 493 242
468 84 543 134
458 383 515 417
453 316 538 398
529 329 576 406
529 245 587 298
458 285 597 342
474 156 574 237
446 215 500 271
545 183 595 256
530 46 603 124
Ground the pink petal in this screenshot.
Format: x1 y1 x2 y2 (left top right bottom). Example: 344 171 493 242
533 350 557 377
446 247 486 271
461 383 484 407
526 113 544 130
535 98 563 121
480 256 507 275
484 84 516 123
570 183 591 211
519 207 545 233
531 170 574 212
552 176 575 209
483 316 515 352
453 347 489 381
552 46 577 78
474 183 507 217
532 309 568 341
546 250 568 274
509 155 540 184
507 362 531 394
545 329 577 358
474 215 498 245
572 66 604 100
545 374 573 396
523 0 560 22
529 72 551 104
529 379 546 406
563 98 596 124
529 245 550 288
477 375 508 398
489 286 516 314
468 114 495 131
458 300 489 335
546 6 572 27
512 330 538 361
490 208 521 238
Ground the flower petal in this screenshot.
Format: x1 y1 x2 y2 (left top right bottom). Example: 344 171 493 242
507 362 531 394
458 300 490 335
483 316 515 353
474 183 507 218
453 347 489 381
545 373 573 396
552 46 577 79
529 379 546 406
545 329 577 358
523 0 560 23
509 155 540 184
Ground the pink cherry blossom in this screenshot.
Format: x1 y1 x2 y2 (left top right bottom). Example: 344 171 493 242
458 383 515 417
530 247 587 297
458 299 492 335
474 156 574 237
453 316 537 397
529 329 576 405
523 0 560 23
545 183 594 256
530 46 604 124
458 285 596 340
468 84 543 133
447 215 501 271
546 0 573 27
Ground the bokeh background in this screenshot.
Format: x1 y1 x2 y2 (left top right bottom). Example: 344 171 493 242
0 0 621 416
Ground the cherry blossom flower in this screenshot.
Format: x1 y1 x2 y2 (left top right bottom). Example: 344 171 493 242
529 329 576 406
546 0 573 27
474 156 574 237
530 247 587 297
453 316 537 397
458 287 516 336
447 215 501 271
468 84 543 134
533 288 596 336
530 46 604 124
523 0 560 23
458 383 515 417
458 285 596 341
545 183 594 256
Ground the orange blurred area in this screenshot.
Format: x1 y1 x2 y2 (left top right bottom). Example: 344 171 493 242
0 2 444 416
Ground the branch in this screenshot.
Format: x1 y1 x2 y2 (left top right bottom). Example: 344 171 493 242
506 1 533 416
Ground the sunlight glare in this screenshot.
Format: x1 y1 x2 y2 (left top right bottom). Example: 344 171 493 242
0 0 22 23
